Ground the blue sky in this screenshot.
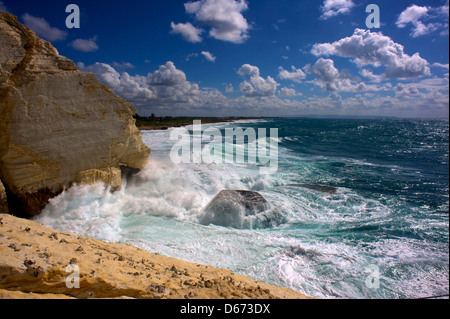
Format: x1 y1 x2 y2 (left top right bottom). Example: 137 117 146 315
1 0 449 117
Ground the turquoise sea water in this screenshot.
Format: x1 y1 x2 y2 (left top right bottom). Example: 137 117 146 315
34 119 449 299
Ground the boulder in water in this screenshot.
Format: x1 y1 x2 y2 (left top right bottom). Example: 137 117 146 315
199 190 286 229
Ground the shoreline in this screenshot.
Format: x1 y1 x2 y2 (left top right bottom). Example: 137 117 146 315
136 117 270 131
0 213 312 299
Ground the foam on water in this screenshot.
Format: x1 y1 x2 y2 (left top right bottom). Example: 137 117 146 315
34 120 449 299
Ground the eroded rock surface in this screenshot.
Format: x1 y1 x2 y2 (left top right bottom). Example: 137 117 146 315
0 214 311 299
0 12 150 216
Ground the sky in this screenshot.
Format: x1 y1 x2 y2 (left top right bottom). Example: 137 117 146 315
1 0 449 118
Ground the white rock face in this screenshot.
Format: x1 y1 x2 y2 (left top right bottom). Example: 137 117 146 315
0 12 150 216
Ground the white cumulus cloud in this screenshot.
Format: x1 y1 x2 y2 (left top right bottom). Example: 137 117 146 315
396 5 429 28
432 62 449 70
320 0 355 20
238 64 279 97
70 37 99 52
394 83 420 98
79 61 228 112
170 22 203 43
360 69 384 83
149 61 187 86
311 28 431 79
305 58 388 93
201 51 216 62
278 65 307 83
279 87 298 97
22 13 67 42
185 0 250 43
113 61 135 70
396 3 449 37
225 83 234 93
237 64 260 77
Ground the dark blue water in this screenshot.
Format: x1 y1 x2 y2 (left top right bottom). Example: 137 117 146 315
276 119 448 210
36 118 449 299
232 118 449 298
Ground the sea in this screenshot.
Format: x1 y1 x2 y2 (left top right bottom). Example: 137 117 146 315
34 118 449 299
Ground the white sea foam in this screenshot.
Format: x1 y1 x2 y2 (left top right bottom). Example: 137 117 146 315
33 123 449 299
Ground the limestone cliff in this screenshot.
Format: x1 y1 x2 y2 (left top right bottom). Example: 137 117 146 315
0 214 311 299
0 180 8 214
0 12 151 216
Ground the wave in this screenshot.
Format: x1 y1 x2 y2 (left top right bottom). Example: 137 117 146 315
33 119 449 299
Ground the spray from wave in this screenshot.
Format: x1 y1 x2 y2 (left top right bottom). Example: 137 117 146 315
34 119 449 299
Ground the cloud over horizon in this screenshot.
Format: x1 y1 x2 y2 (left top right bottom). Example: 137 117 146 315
77 59 448 118
278 65 307 83
238 64 279 97
0 0 447 118
311 28 431 79
79 61 228 113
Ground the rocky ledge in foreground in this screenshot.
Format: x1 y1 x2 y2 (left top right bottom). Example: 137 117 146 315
0 214 311 299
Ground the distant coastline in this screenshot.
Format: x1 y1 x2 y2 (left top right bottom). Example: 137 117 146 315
134 115 448 131
134 115 270 130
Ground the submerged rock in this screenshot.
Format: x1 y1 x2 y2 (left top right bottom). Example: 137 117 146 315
199 190 286 229
285 246 322 261
0 12 150 216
